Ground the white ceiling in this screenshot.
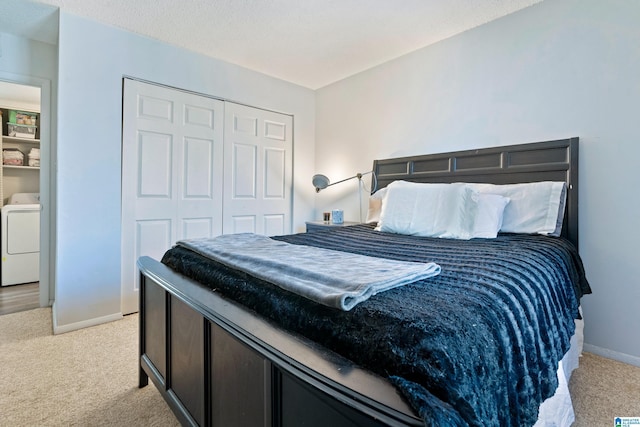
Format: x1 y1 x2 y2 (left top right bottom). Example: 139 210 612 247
1 0 542 89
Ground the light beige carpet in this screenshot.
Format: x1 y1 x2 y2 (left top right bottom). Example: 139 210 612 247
570 352 640 426
0 308 179 426
1 307 639 426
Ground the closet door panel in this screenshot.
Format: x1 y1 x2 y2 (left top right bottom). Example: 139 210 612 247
176 98 224 242
264 147 286 199
137 131 173 199
231 142 257 199
136 220 172 264
230 215 257 234
137 94 173 121
184 104 215 128
181 218 212 240
122 79 224 315
264 120 286 141
183 137 214 199
263 214 285 236
223 102 292 236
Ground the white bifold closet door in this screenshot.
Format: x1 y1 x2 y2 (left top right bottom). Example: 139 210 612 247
223 101 292 236
121 79 292 314
121 79 225 314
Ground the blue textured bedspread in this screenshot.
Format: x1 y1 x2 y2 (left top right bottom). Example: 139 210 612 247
161 224 590 427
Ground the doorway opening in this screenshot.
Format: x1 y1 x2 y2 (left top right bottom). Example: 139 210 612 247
0 77 50 315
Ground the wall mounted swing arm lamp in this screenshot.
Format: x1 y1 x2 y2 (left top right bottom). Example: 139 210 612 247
311 171 378 223
312 171 376 193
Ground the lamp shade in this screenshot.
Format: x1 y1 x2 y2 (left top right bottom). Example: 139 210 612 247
312 174 330 192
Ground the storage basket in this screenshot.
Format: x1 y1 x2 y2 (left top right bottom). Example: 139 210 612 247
7 123 37 139
8 110 38 126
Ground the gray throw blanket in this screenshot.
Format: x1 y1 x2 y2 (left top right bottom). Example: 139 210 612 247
177 233 441 310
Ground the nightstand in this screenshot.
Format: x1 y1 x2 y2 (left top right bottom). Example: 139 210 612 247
305 220 360 233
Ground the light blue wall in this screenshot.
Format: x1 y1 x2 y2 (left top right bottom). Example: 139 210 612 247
316 0 640 364
55 12 315 330
0 32 57 79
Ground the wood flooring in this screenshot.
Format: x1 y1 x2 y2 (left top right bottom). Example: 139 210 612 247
0 282 39 315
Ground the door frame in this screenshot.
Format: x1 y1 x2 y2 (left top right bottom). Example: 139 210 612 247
0 71 52 307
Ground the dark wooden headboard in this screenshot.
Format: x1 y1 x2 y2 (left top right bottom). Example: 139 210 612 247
371 138 579 248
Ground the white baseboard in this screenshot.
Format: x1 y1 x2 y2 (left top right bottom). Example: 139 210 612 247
52 302 123 335
583 343 640 368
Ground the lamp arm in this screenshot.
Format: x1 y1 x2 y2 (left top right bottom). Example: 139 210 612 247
325 171 373 189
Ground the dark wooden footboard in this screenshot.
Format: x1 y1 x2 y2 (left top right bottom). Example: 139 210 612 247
138 256 421 427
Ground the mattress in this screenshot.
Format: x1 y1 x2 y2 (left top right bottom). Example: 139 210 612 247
535 309 583 426
161 224 591 426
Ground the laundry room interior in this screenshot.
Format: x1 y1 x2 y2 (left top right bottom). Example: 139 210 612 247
0 81 41 315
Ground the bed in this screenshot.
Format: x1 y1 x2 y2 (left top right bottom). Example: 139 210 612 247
138 137 590 426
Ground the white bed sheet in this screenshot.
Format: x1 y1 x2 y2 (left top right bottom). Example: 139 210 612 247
535 307 584 427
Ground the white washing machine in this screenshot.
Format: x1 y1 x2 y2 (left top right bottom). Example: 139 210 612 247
1 193 40 286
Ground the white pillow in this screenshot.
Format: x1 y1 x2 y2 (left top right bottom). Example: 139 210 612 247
465 182 566 236
471 193 510 239
376 181 478 240
552 184 568 236
365 187 387 224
